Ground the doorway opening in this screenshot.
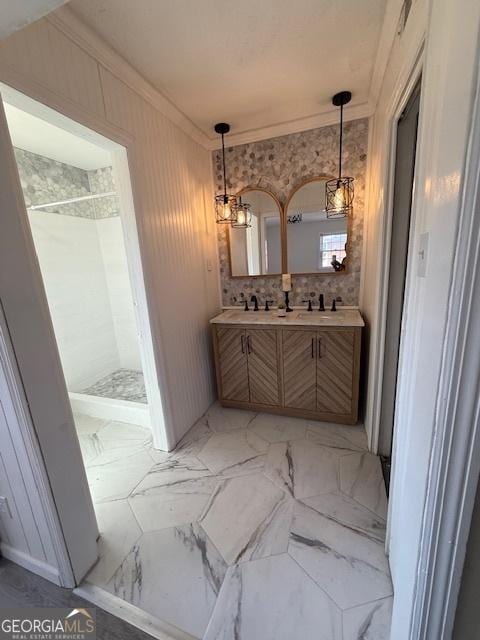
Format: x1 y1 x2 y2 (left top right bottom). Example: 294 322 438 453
378 81 421 493
1 85 168 499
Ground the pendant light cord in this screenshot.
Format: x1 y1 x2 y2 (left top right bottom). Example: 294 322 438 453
338 102 343 181
221 132 227 198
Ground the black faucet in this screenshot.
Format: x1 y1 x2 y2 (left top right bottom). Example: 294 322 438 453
250 295 259 311
303 299 313 312
264 299 274 311
319 294 325 312
244 299 249 311
331 299 337 312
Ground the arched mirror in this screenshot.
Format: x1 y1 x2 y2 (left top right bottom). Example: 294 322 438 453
285 177 349 274
228 188 283 277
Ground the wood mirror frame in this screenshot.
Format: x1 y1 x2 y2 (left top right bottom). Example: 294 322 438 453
227 186 286 278
283 175 353 276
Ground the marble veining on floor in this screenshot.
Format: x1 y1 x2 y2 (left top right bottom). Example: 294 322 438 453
75 404 393 640
81 369 147 403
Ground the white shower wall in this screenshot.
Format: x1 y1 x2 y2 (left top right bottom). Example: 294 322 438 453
28 210 141 392
96 217 141 371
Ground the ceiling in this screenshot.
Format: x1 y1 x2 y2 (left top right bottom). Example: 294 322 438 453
4 103 112 170
0 0 68 39
68 0 388 145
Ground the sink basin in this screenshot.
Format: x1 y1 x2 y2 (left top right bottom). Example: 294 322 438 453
296 312 332 320
227 311 277 321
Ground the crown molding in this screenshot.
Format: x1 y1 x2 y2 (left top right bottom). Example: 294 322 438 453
207 101 374 150
47 6 212 150
369 0 404 107
48 6 376 153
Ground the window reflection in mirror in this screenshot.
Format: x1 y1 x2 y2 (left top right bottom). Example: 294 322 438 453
286 179 348 274
228 189 282 277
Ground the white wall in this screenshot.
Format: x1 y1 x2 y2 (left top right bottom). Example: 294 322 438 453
28 210 121 391
265 222 282 274
286 218 347 273
28 210 143 391
96 216 141 371
0 307 71 586
361 0 480 636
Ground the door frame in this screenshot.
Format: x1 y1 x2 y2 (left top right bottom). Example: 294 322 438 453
0 304 74 587
0 94 98 584
1 82 171 450
365 50 424 459
410 58 480 639
0 79 174 583
381 56 425 551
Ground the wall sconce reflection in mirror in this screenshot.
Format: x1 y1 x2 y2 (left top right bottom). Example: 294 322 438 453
287 214 303 224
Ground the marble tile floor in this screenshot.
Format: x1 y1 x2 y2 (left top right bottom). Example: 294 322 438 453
81 369 147 404
75 404 393 640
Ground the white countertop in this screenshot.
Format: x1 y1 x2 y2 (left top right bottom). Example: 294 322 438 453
210 308 364 327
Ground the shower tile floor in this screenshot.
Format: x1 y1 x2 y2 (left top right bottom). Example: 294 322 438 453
74 404 393 640
81 369 147 403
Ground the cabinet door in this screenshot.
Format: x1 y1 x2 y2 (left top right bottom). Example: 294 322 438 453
216 327 249 402
316 330 354 415
282 329 317 411
247 328 280 406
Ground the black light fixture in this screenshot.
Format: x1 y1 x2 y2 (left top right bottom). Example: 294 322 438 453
214 122 237 224
231 196 252 228
326 91 354 218
287 213 303 224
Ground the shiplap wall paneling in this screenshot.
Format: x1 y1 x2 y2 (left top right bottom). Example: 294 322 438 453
100 67 218 440
0 19 105 119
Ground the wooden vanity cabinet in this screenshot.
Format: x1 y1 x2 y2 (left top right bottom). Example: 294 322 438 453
282 328 359 422
216 327 249 402
212 323 361 424
214 326 280 407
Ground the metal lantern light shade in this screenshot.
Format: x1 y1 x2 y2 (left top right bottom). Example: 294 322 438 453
326 177 354 218
214 122 238 224
326 91 354 218
231 196 252 228
215 193 237 224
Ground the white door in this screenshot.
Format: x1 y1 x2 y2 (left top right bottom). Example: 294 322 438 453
0 95 98 584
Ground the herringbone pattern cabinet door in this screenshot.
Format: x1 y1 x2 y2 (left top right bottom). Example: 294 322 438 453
247 328 279 406
217 328 249 402
316 330 354 415
282 329 317 411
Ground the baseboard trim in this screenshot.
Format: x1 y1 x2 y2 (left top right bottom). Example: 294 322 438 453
73 582 198 640
0 544 62 586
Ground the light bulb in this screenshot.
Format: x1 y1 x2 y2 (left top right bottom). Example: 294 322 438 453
236 209 246 225
333 184 346 211
223 202 232 220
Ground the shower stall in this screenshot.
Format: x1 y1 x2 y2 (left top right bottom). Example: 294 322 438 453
13 140 151 428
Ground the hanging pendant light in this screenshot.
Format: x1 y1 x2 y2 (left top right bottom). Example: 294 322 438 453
214 123 238 224
231 196 252 228
326 91 354 218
